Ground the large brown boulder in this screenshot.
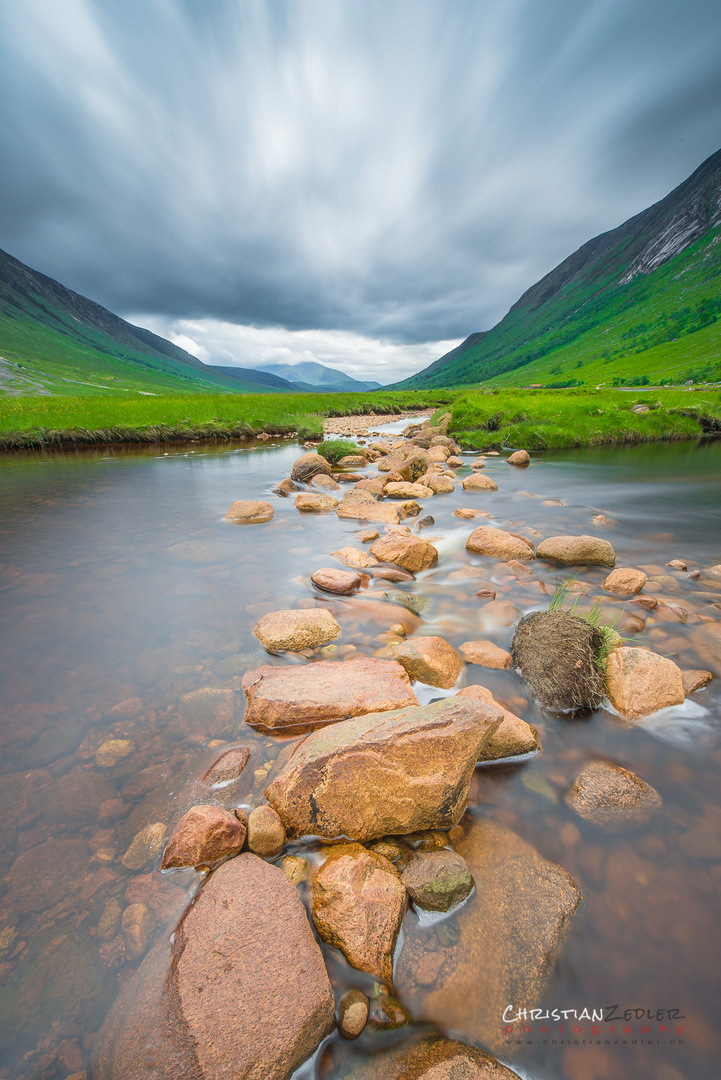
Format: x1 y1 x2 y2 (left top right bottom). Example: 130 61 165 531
294 492 339 512
536 534 616 567
462 474 498 492
242 657 418 731
565 761 662 829
605 646 684 719
337 500 402 525
223 500 275 524
465 527 535 561
370 533 438 572
332 1034 521 1079
311 844 405 985
265 697 503 842
161 805 246 869
253 608 340 652
384 636 463 689
396 820 581 1056
507 449 530 466
291 452 332 481
456 685 539 760
91 855 335 1080
602 567 647 595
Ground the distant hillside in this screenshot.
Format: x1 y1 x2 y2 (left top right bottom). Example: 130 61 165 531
258 360 383 393
206 365 299 391
393 147 721 389
0 248 287 396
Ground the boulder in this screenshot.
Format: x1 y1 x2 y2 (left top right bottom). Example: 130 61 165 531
681 669 713 693
331 546 379 569
247 804 286 857
384 482 434 499
465 527 535 561
396 820 582 1055
338 990 369 1040
332 1034 521 1079
605 646 684 720
428 445 450 462
398 454 431 483
507 449 530 466
311 567 364 595
420 473 455 494
178 687 236 740
311 844 406 985
223 500 275 524
202 746 250 788
294 492 339 512
337 454 368 467
565 761 662 829
337 500 402 525
161 805 246 869
370 533 438 572
91 855 335 1080
356 528 380 543
243 657 417 731
462 474 498 492
354 478 384 495
512 610 605 713
456 685 539 760
291 452 332 481
401 850 473 912
309 473 341 491
253 608 341 652
265 697 503 842
459 640 512 670
602 567 647 595
385 636 463 689
274 478 299 496
536 535 615 567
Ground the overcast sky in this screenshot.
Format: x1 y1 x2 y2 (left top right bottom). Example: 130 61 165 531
1 0 720 382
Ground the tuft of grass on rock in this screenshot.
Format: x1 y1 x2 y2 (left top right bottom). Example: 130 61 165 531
317 439 359 464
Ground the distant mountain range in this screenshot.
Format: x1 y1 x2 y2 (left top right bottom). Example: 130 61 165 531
393 147 721 389
252 360 383 393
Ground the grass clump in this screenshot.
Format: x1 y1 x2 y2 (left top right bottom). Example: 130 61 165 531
317 439 359 464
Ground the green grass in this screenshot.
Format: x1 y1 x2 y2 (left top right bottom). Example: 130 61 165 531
0 389 457 449
447 387 721 450
317 439 360 463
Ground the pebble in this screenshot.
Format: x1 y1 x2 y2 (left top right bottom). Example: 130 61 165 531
338 989 370 1039
247 804 286 857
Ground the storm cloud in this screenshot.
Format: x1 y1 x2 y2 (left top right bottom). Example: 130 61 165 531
1 0 720 379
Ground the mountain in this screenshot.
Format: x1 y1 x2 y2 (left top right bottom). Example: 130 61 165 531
0 248 292 396
206 365 299 391
256 360 383 393
393 148 721 389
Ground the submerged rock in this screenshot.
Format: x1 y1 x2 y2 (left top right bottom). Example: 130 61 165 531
95 738 134 768
565 761 662 829
536 534 615 567
265 697 502 842
604 646 684 719
384 636 463 689
223 499 275 524
161 805 246 869
178 687 236 740
465 526 535 561
396 820 581 1056
253 608 341 652
202 746 251 788
681 668 713 693
91 855 335 1080
312 844 405 985
331 546 379 569
401 850 473 912
370 533 438 572
243 656 417 731
122 902 154 960
333 1034 521 1079
122 822 167 870
512 609 605 713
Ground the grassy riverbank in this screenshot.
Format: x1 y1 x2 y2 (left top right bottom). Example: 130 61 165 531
442 387 721 450
0 389 457 450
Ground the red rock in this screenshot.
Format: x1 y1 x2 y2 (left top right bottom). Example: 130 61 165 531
370 533 438 572
459 640 512 669
682 669 713 693
456 685 539 760
602 567 647 595
311 567 364 595
161 805 246 869
274 477 299 496
605 647 684 719
202 746 251 788
385 636 463 689
223 500 275 524
243 656 417 731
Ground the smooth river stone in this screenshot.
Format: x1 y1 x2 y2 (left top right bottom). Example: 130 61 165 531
243 656 418 731
384 636 463 689
311 567 365 595
369 533 438 572
396 819 582 1057
461 474 499 492
253 608 341 652
465 526 535 561
265 696 503 842
333 1034 521 1079
161 805 246 869
536 534 616 567
223 499 275 524
605 646 685 719
91 854 335 1080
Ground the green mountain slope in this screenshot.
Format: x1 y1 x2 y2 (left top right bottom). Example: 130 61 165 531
0 248 291 396
394 148 721 389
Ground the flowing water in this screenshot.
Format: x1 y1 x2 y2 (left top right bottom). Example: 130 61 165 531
0 433 719 1080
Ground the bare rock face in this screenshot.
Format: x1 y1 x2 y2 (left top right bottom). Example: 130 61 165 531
602 567 648 595
465 527 535 561
311 844 406 985
459 640 512 670
462 474 499 492
223 499 275 524
565 761 662 829
333 1034 521 1079
536 534 616 567
385 636 463 689
161 805 246 869
291 452 332 481
243 657 418 732
247 804 286 857
253 608 341 652
265 697 503 842
91 855 335 1080
456 685 539 760
605 646 684 719
294 492 339 512
370 533 438 572
402 850 473 912
331 546 379 569
507 449 530 466
396 820 581 1056
311 567 364 594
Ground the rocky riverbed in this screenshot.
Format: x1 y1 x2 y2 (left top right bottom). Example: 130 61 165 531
0 427 719 1080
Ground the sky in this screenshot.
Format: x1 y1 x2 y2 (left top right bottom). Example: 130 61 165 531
1 1 721 383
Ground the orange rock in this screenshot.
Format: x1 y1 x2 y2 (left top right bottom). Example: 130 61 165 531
202 746 250 788
459 640 512 669
681 668 713 693
291 452 332 481
565 761 662 829
605 646 684 719
384 481 434 499
456 685 539 760
161 805 246 869
465 526 535 561
294 492 339 512
461 474 499 492
311 567 364 595
337 500 402 525
385 636 463 688
507 449 530 466
223 499 274 524
453 508 491 519
536 534 615 567
331 546 379 569
253 608 341 652
247 804 285 857
370 533 438 572
602 567 648 595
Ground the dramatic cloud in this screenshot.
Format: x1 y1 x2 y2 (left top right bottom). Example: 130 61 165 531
1 0 720 377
